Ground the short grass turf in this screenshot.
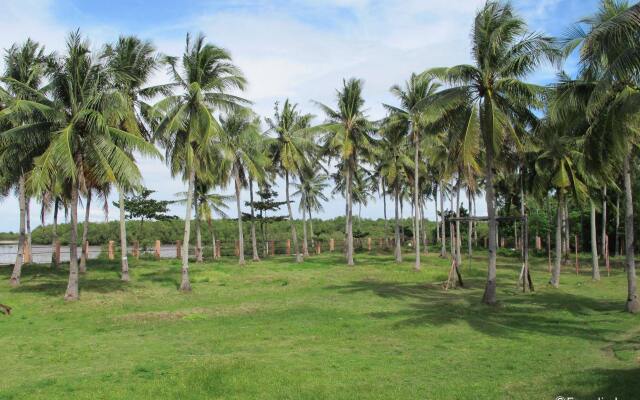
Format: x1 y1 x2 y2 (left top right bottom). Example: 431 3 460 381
1 251 639 399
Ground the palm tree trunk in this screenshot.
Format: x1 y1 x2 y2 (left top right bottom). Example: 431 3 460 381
346 165 354 266
590 199 600 280
64 181 80 301
118 188 130 282
455 177 462 267
615 193 620 257
481 137 498 305
440 183 446 257
623 153 639 313
79 190 92 273
51 197 59 267
601 185 607 260
394 183 402 262
26 197 31 264
195 196 203 263
413 128 420 270
249 179 260 261
285 171 302 263
382 181 389 248
309 206 315 248
302 206 309 257
435 183 440 247
210 220 217 260
235 167 245 265
9 174 27 287
468 190 472 260
551 190 563 288
473 193 478 247
180 168 195 290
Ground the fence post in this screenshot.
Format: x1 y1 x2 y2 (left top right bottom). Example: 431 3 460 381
108 240 115 260
235 240 239 257
216 240 221 258
155 240 161 260
54 240 61 265
133 240 140 259
270 240 275 256
367 237 372 252
329 238 335 252
315 241 321 255
286 239 291 256
176 240 182 259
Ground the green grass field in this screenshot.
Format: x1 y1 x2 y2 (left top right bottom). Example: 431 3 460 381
1 251 638 399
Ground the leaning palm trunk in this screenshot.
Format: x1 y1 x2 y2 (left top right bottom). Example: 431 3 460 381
179 169 195 291
118 189 130 282
195 197 203 263
346 166 355 266
9 175 27 287
64 181 80 301
249 179 260 261
51 198 59 267
235 168 245 265
394 184 402 262
413 128 420 270
285 171 302 263
590 199 600 280
551 190 563 288
79 190 92 273
440 184 446 257
623 154 639 313
481 131 498 305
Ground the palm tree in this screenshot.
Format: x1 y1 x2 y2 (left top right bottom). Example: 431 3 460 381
0 39 51 287
27 31 158 300
377 117 412 262
293 172 329 256
265 100 315 263
429 1 558 304
103 35 163 281
220 108 268 265
153 33 246 289
385 73 442 270
563 0 640 313
316 78 374 266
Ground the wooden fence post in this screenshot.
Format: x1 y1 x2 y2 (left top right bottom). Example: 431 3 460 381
54 240 61 265
286 239 291 256
108 240 115 260
315 241 321 255
155 240 161 260
367 237 372 252
176 240 182 259
270 240 275 256
329 238 335 252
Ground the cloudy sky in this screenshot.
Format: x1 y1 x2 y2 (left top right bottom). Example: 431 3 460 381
0 0 596 231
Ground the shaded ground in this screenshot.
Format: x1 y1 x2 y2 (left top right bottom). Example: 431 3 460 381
0 250 638 399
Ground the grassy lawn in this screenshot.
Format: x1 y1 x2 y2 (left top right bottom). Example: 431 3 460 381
1 250 638 399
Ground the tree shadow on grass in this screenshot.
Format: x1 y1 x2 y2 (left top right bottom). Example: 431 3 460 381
325 279 624 341
555 367 640 398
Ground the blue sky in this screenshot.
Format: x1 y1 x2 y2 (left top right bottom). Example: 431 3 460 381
0 0 600 231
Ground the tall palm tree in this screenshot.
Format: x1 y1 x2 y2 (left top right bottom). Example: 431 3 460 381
153 33 246 289
293 172 329 256
220 108 268 265
265 100 315 263
429 1 558 304
385 73 442 270
0 39 51 287
316 78 374 266
563 0 640 313
103 35 163 281
28 31 158 300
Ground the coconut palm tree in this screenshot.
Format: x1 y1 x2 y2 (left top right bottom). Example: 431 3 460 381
27 31 158 300
563 0 640 313
428 1 559 304
293 172 329 256
315 78 374 266
220 108 268 265
103 35 164 281
152 33 247 289
265 100 315 263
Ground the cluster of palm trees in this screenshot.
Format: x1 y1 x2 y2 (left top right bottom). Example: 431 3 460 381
1 1 639 313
